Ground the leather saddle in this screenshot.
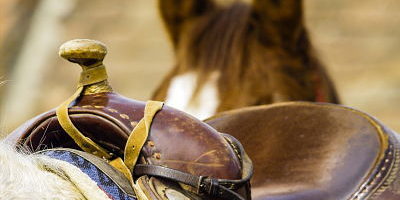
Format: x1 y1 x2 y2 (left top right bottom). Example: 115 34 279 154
205 103 400 200
5 39 252 200
5 39 400 200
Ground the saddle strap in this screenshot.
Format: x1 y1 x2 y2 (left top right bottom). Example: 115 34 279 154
124 101 164 171
57 78 164 182
56 63 112 159
133 135 253 200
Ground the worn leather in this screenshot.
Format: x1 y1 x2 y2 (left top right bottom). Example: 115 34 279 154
205 102 400 200
135 175 205 200
9 86 399 200
7 92 242 182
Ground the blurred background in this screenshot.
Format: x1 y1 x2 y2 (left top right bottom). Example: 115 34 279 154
0 0 399 138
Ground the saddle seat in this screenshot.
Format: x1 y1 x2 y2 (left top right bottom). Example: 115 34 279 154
205 102 400 200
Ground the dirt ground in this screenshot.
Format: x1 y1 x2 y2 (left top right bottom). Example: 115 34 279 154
0 0 399 137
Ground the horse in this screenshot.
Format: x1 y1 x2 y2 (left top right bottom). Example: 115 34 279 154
152 0 339 119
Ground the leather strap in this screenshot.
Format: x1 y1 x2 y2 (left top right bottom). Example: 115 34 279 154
79 64 108 87
132 135 253 200
109 157 134 185
124 101 164 171
56 86 111 159
56 63 111 159
133 165 245 200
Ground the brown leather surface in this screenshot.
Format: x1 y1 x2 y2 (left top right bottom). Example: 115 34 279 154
369 127 400 200
7 92 242 181
205 102 400 200
11 87 399 199
8 108 130 155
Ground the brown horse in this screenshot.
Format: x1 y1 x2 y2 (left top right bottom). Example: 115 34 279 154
152 0 339 119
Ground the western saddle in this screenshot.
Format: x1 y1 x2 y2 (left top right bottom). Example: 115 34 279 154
5 39 400 200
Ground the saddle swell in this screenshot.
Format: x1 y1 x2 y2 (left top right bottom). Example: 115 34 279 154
6 91 246 196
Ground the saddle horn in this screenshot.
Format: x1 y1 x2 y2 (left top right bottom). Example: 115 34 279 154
59 39 113 95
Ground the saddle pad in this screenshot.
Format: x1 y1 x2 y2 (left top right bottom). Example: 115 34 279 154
39 148 136 200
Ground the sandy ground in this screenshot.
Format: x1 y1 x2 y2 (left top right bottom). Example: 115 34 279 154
0 0 399 137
